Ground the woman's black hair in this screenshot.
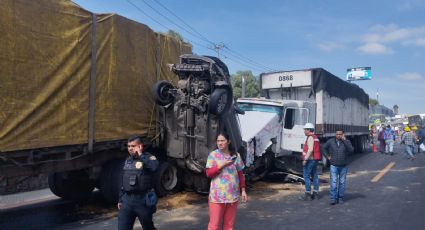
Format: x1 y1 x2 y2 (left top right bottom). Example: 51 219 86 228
216 132 236 156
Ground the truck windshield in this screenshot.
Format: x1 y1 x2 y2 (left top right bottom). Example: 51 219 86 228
237 103 282 116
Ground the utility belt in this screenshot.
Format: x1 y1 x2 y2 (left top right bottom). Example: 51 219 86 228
124 188 158 209
124 189 149 196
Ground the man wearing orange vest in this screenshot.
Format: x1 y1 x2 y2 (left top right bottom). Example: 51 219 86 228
299 123 321 201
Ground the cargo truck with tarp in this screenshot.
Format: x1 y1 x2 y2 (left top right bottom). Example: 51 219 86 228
0 0 192 203
237 68 370 176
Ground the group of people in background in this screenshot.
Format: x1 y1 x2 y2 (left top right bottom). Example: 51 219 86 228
370 123 425 160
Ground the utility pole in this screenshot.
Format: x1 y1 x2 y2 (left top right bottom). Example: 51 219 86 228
376 88 379 103
213 43 225 58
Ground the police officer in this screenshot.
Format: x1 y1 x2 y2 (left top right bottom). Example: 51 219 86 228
118 135 159 230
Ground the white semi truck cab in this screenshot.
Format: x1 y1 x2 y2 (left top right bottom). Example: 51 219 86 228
237 98 315 165
237 68 369 175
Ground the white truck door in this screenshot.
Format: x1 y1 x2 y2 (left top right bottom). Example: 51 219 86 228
303 101 316 125
281 105 310 153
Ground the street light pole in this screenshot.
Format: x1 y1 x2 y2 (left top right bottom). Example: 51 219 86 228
376 88 379 102
241 75 246 98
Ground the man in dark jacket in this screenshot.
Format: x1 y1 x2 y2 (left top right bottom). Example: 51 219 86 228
322 129 354 205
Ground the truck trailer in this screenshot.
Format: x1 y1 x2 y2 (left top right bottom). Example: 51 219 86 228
237 68 369 175
0 0 192 203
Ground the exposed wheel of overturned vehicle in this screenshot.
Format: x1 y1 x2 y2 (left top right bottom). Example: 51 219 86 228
209 88 232 116
251 151 274 181
48 170 95 201
153 80 175 106
154 162 182 197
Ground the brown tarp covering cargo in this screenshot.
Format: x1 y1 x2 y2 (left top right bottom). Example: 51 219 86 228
0 0 192 152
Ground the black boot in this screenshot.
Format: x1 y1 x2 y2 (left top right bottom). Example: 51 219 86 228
311 191 319 200
298 192 311 201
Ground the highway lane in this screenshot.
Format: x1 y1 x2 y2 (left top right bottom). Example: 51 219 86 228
154 145 425 230
1 143 425 230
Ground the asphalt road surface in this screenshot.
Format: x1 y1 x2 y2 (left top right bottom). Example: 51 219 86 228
1 143 425 230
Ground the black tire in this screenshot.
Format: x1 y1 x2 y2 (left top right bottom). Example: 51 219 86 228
154 162 182 197
153 80 175 106
99 159 125 204
353 136 366 153
352 137 359 153
252 152 273 181
48 171 95 201
360 136 367 153
209 88 232 116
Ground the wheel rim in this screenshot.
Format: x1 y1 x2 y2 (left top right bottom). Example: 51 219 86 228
159 84 172 101
216 94 228 113
162 165 178 191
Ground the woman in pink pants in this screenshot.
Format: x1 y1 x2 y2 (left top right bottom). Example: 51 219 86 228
205 132 248 230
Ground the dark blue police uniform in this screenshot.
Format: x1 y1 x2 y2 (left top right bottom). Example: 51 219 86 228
118 152 159 230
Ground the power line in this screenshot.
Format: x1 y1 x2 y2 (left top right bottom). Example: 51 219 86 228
126 0 217 56
126 0 170 31
149 0 275 72
140 0 215 46
223 46 277 72
222 55 265 73
126 0 274 73
150 0 216 46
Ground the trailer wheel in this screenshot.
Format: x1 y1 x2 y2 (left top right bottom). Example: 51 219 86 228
99 159 125 204
360 136 368 153
209 88 232 116
153 80 175 106
154 162 182 197
354 136 367 153
48 171 95 201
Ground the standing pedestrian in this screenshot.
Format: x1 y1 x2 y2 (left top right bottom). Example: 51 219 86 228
384 125 395 155
417 125 425 153
378 124 386 153
401 126 416 160
322 129 354 205
412 125 420 153
299 123 321 201
205 132 248 230
370 125 378 152
394 126 400 142
118 135 159 230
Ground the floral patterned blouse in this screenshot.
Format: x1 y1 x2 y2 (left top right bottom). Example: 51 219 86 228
206 149 245 203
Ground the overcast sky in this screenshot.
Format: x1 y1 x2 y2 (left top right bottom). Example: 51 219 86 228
73 0 425 114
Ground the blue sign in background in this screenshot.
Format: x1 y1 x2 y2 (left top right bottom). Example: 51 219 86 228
346 67 372 81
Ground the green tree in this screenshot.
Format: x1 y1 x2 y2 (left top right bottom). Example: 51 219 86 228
369 98 379 106
393 104 399 114
231 70 260 99
165 30 184 42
